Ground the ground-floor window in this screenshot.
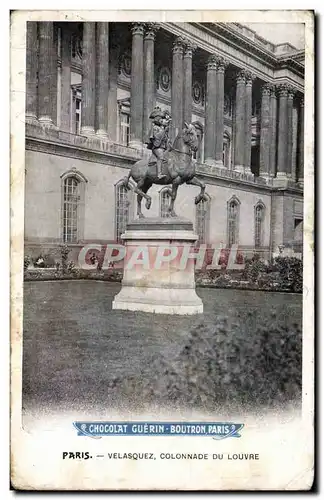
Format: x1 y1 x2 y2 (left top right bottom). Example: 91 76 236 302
160 188 171 218
254 201 265 248
63 176 79 243
196 196 210 244
115 182 130 242
227 196 240 246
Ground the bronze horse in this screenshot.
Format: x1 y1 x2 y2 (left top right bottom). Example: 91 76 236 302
122 122 207 218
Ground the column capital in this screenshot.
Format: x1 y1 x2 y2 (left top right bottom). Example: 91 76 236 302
269 84 277 97
172 36 186 55
183 39 197 58
144 22 159 40
261 82 272 97
245 71 256 86
236 69 247 83
131 22 145 36
277 83 289 97
206 54 218 71
287 85 296 100
215 56 229 73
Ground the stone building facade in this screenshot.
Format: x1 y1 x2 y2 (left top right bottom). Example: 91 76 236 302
24 21 304 262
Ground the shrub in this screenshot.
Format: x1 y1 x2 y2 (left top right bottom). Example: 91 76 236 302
33 253 56 268
118 307 302 411
243 258 267 283
59 244 71 274
24 255 31 271
96 250 105 272
273 256 303 293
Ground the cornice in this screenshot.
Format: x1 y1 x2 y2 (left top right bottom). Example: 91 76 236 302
162 22 276 84
161 22 304 85
25 127 302 194
194 165 272 194
209 22 277 64
26 136 140 169
275 57 305 78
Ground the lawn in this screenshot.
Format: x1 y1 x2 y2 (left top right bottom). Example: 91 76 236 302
22 281 302 416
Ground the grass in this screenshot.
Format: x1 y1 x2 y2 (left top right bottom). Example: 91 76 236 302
22 281 302 415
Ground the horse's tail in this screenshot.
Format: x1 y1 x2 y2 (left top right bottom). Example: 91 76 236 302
122 168 132 191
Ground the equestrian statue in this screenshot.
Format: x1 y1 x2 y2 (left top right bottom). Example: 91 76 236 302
122 106 208 218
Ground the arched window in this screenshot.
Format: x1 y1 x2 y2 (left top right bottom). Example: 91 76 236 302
115 182 130 242
160 188 171 218
63 177 79 243
196 194 210 244
227 196 240 246
254 202 265 248
61 169 87 243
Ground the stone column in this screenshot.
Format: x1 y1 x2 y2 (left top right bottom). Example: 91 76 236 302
95 22 109 139
204 54 217 164
215 56 227 166
26 22 39 123
50 25 58 126
277 84 289 178
269 85 278 177
108 43 118 142
130 22 144 148
298 98 304 185
287 86 295 177
259 83 271 178
244 72 254 172
143 23 159 142
38 22 55 126
234 70 246 172
81 22 96 136
171 37 184 139
60 27 72 132
183 41 195 125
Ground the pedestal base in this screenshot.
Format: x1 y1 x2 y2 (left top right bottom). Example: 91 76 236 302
113 286 203 315
112 217 203 315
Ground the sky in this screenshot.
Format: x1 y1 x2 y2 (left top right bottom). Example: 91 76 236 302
244 23 305 49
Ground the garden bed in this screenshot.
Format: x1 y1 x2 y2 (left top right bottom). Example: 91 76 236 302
24 247 302 294
24 268 123 282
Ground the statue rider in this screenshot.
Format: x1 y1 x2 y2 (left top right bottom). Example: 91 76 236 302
146 107 172 180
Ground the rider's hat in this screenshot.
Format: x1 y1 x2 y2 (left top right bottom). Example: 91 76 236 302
149 106 164 120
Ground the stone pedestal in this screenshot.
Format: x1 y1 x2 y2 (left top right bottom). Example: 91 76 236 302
112 218 203 315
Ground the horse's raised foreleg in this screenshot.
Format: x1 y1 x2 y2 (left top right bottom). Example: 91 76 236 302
186 176 206 204
136 193 144 218
168 176 182 217
134 180 152 218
